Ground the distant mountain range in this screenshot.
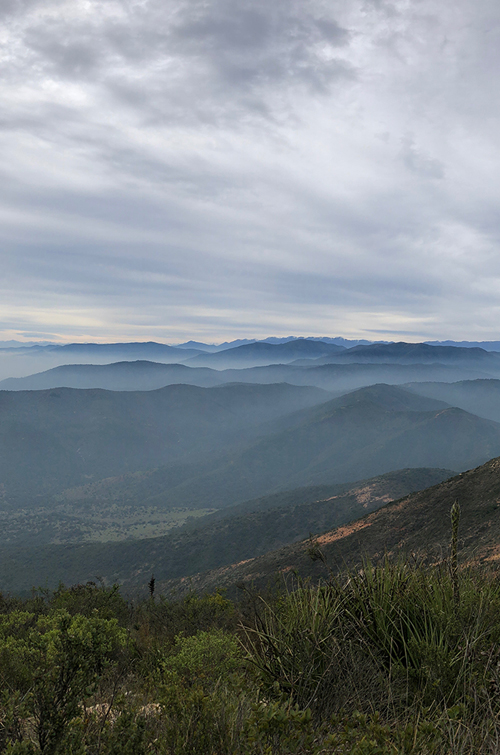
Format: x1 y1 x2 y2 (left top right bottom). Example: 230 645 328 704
3 340 500 389
185 339 347 368
406 379 500 423
2 351 498 393
302 342 500 366
0 361 224 391
174 336 377 351
181 340 500 370
4 373 500 515
426 340 500 351
3 337 500 598
45 341 202 360
5 336 500 353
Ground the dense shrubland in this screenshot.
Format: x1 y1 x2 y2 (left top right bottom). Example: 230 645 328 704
2 556 500 753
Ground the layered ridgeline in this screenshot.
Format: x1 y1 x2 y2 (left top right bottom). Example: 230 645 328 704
185 339 347 367
3 382 500 513
65 383 500 513
3 341 500 392
0 341 204 382
299 341 500 366
0 382 330 500
0 468 453 594
0 341 203 361
0 360 494 393
406 379 500 423
184 340 500 369
176 454 500 597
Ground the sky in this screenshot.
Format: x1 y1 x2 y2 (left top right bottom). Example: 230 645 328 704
1 0 500 344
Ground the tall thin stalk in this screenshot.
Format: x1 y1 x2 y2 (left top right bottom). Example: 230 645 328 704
450 501 461 606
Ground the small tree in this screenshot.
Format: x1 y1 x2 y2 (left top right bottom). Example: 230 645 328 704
0 608 127 753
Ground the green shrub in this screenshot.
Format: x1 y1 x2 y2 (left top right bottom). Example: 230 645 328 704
157 682 243 755
243 700 317 754
3 564 500 754
50 582 130 624
161 628 243 688
0 608 127 753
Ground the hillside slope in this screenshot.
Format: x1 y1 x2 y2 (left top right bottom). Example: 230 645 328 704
0 468 453 594
183 455 500 595
49 383 500 514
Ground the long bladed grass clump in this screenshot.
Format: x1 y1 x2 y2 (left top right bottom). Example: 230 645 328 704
246 559 500 707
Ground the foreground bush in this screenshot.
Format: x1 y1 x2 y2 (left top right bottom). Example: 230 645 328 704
0 607 127 753
2 560 500 753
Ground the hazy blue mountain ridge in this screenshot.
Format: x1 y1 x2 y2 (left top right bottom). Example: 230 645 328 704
301 342 500 366
406 379 500 423
1 359 494 393
0 361 223 391
0 382 330 500
54 384 500 514
186 338 347 368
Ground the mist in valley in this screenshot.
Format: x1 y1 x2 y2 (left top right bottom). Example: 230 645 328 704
2 338 500 593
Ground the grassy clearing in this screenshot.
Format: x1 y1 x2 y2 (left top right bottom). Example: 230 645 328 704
0 505 217 546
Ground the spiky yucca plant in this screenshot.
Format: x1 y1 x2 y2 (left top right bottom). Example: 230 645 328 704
244 559 500 718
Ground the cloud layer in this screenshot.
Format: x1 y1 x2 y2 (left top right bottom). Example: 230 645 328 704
1 0 500 342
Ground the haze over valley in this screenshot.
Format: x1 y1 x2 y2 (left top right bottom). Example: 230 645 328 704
3 336 500 594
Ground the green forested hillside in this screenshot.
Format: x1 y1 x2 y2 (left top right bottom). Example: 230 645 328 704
0 468 453 594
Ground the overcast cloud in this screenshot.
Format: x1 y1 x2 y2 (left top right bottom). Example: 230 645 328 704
1 0 500 343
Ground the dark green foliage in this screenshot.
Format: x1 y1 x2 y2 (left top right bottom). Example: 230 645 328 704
245 559 500 720
2 564 500 753
49 582 130 623
0 603 127 754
